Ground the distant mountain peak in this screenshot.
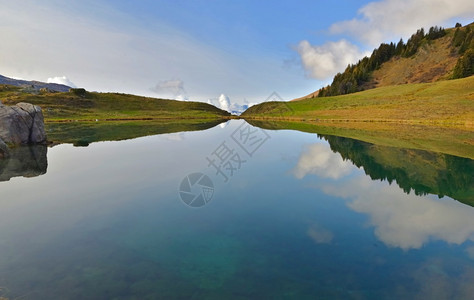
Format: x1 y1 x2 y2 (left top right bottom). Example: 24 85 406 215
0 74 72 92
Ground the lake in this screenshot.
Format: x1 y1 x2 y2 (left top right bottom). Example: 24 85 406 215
1 120 473 299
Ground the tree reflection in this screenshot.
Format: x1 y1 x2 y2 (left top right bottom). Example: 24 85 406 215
319 135 474 205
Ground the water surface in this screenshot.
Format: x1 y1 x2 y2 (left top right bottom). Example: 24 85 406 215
1 120 473 299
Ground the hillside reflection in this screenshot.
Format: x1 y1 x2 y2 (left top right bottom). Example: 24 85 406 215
318 135 474 205
46 119 226 146
291 135 474 250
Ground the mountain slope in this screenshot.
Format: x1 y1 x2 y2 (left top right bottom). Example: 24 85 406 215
0 85 230 121
293 22 473 101
367 32 457 87
0 74 71 92
242 75 474 125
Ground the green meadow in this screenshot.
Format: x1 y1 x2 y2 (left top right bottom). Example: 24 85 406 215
1 86 230 121
243 76 474 127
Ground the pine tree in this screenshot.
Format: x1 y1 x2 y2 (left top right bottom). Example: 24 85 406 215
452 49 474 79
458 27 473 54
395 38 405 55
453 27 466 47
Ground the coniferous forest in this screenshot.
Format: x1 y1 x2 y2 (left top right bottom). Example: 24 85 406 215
318 23 473 97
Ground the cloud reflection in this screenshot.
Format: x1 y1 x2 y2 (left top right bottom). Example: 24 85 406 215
291 143 354 179
161 132 185 142
324 176 474 250
307 223 334 244
293 142 474 250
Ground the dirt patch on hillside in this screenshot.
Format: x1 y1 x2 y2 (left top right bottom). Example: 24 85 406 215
369 35 459 87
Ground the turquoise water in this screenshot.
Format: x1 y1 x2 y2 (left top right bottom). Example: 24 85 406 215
0 120 473 299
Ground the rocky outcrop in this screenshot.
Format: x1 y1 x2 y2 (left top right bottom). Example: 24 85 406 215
0 102 47 148
0 101 48 180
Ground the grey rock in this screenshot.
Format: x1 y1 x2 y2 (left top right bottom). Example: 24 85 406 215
0 138 8 158
17 102 47 144
0 102 47 145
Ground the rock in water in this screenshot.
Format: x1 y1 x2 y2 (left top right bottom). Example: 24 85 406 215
0 102 47 146
0 145 48 182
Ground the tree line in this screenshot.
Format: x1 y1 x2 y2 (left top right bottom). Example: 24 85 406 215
452 23 474 79
317 23 474 98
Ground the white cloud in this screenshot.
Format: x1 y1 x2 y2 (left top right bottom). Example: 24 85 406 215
207 94 249 115
296 39 368 80
151 79 188 100
294 0 474 81
0 1 309 103
218 94 230 112
330 0 474 46
229 103 249 115
47 76 76 88
291 143 355 179
321 176 474 250
0 1 241 100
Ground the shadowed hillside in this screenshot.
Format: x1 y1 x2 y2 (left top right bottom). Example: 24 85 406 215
0 85 230 121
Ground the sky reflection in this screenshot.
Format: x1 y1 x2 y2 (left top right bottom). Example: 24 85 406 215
292 140 474 250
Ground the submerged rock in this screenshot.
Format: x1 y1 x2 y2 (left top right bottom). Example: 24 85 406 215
0 102 47 148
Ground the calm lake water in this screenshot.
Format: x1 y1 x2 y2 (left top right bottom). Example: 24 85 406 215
1 120 473 299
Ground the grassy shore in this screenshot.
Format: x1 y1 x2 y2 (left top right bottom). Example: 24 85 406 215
243 76 474 158
243 76 474 127
0 86 230 122
1 80 473 156
248 120 474 159
0 85 232 145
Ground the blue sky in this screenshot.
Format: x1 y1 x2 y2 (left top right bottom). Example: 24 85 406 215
0 0 472 106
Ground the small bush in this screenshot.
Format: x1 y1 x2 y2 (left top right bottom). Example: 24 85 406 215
73 139 90 147
69 88 87 98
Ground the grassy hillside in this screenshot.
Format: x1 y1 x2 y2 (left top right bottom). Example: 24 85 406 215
243 76 474 126
294 22 473 101
245 23 473 159
368 32 457 87
0 85 230 122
